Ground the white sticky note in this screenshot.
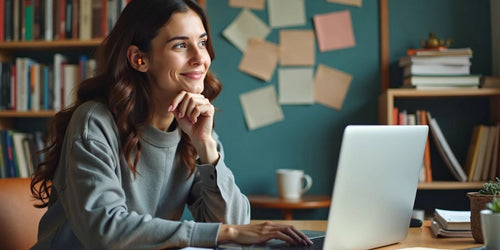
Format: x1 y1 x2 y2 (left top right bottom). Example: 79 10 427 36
267 0 306 28
240 85 284 130
222 9 271 52
278 68 314 105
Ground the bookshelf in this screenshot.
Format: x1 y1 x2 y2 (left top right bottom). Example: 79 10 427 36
379 88 500 190
0 40 101 131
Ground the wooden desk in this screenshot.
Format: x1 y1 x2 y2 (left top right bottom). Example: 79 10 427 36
248 195 331 220
249 220 484 249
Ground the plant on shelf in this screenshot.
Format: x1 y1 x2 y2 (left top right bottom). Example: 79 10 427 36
479 177 500 195
467 178 500 243
480 198 500 249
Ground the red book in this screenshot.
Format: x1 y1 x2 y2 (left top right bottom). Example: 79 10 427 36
59 0 66 39
101 0 107 37
72 0 78 39
407 47 447 56
0 0 5 41
392 107 399 125
420 110 433 182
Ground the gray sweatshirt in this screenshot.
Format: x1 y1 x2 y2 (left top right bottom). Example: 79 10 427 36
32 101 250 249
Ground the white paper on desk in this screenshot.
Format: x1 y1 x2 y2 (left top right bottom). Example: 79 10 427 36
267 0 306 28
314 64 352 110
222 9 271 52
313 10 356 52
238 38 279 82
327 0 362 7
278 68 314 105
240 85 284 130
180 248 212 250
229 0 265 10
279 30 315 66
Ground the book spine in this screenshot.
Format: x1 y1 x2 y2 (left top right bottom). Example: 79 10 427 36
420 110 432 182
44 0 52 40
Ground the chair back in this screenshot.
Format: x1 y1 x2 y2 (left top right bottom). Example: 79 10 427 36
0 178 45 250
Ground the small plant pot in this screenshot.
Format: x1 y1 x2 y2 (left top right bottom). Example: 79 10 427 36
480 210 500 249
467 192 500 243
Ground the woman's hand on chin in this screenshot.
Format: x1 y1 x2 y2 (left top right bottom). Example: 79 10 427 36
168 91 218 165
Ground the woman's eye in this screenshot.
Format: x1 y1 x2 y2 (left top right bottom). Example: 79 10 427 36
199 40 207 47
173 43 187 49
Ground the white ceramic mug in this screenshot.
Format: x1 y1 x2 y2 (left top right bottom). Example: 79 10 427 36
481 209 500 249
276 169 312 200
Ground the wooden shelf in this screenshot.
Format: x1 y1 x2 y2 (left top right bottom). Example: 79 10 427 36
382 88 500 98
0 111 56 118
417 181 484 190
0 39 102 51
379 88 500 125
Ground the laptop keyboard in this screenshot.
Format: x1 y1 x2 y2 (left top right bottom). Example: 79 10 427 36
269 236 324 249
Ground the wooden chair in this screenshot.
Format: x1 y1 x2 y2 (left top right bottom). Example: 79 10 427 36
0 178 46 250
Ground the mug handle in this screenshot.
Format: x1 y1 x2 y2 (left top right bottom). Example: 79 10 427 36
301 174 312 195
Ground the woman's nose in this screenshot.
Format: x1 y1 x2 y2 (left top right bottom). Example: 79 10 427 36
189 47 205 66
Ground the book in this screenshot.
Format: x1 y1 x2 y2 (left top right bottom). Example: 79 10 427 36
481 125 497 180
403 75 481 87
406 47 467 56
470 126 491 181
419 110 432 182
62 64 79 108
79 0 92 40
410 47 473 57
399 55 471 67
11 131 29 178
480 76 500 88
426 112 467 182
489 125 499 179
53 53 67 111
44 0 52 41
401 85 479 90
433 209 471 231
430 220 472 238
403 64 470 77
465 125 484 181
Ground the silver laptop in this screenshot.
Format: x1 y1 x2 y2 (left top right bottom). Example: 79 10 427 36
323 125 428 249
218 125 428 250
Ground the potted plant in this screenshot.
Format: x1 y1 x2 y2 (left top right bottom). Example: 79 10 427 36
467 178 500 243
480 198 500 249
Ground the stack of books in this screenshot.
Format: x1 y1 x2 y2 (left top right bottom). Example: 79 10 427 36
399 48 481 89
431 209 472 238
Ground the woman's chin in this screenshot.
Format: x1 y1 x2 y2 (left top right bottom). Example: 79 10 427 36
184 85 204 94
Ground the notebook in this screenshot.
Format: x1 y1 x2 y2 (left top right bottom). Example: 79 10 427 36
218 125 428 250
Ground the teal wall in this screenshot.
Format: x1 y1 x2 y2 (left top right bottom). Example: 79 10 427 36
202 0 491 219
205 0 379 219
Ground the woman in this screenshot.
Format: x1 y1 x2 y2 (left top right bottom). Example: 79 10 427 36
30 0 312 248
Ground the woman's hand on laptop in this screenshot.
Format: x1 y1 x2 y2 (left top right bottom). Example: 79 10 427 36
217 221 314 246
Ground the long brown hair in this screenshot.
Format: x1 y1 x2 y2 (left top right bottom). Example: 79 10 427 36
30 0 222 208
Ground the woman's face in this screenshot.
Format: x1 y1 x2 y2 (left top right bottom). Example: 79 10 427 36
147 8 211 101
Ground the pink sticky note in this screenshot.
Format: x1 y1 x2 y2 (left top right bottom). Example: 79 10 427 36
313 10 356 52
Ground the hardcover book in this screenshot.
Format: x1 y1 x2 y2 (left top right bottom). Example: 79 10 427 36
433 209 471 231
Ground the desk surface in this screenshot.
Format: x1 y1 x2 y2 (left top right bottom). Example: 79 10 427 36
250 220 483 249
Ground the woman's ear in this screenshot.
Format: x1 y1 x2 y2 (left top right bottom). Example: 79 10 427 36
127 45 148 72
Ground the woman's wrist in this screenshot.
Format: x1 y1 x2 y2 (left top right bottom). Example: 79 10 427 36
218 224 236 243
195 137 219 165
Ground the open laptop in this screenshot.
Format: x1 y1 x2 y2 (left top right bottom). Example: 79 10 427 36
218 125 428 249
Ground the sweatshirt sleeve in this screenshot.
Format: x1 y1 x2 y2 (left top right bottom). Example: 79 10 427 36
57 129 221 249
187 133 251 225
